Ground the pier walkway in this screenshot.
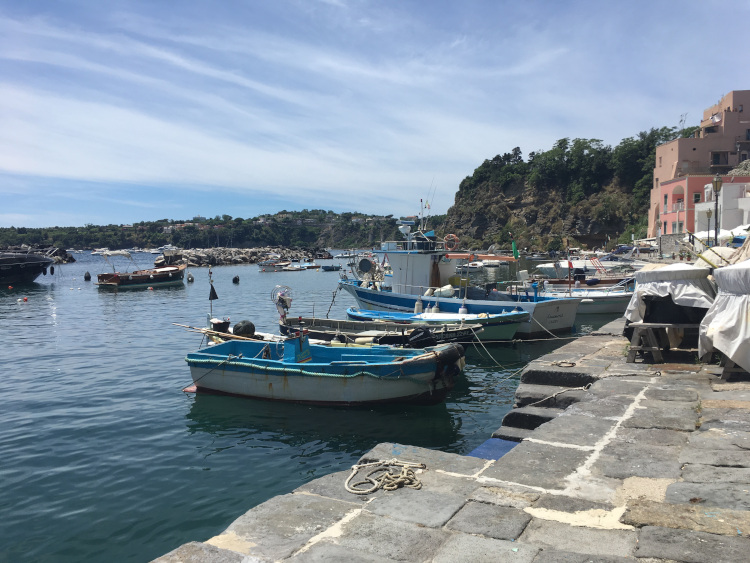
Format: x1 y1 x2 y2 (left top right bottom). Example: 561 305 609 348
156 319 750 562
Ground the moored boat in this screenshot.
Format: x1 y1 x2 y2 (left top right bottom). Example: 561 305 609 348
345 307 528 341
184 332 465 406
0 252 56 284
337 213 581 338
95 251 186 289
280 315 483 346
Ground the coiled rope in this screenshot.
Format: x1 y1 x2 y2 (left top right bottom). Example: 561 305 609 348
345 459 426 495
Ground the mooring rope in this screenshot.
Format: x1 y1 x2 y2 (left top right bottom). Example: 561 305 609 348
523 383 593 408
345 459 426 495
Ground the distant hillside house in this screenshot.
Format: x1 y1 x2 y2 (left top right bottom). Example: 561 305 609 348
649 90 750 237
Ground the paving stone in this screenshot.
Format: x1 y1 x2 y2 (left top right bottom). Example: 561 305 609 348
289 542 397 562
635 525 750 563
502 406 565 430
529 548 637 562
492 425 534 442
360 442 487 476
687 427 750 450
520 363 603 387
153 541 247 563
593 442 683 480
518 519 637 558
294 470 376 504
527 415 616 448
621 402 698 432
564 398 631 418
679 447 750 467
533 494 614 514
416 467 484 497
366 487 467 527
614 427 689 447
469 485 540 508
666 482 750 511
514 383 589 408
700 407 750 429
431 533 539 563
587 378 649 398
645 386 699 402
212 493 356 560
445 500 532 540
333 510 448 561
682 463 750 483
621 499 750 537
482 440 591 489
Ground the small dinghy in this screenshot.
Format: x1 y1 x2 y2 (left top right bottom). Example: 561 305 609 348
184 331 465 406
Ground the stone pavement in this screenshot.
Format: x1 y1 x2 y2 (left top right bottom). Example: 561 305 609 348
155 320 750 562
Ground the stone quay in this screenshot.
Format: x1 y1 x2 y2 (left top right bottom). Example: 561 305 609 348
156 318 750 562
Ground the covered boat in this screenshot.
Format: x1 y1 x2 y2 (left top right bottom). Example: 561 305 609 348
699 261 750 373
184 332 465 406
95 250 186 289
345 307 528 341
624 264 716 347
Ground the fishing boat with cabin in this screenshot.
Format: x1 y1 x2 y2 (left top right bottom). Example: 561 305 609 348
337 205 581 338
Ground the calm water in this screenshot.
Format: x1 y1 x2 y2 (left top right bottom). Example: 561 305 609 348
1 252 614 562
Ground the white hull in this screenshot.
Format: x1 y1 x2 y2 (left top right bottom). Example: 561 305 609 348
540 290 632 314
189 362 452 404
340 282 580 337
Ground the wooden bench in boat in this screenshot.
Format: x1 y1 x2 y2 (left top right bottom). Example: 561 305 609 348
626 322 700 363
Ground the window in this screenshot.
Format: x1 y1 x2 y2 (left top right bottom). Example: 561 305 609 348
693 193 701 204
742 153 748 162
663 222 667 234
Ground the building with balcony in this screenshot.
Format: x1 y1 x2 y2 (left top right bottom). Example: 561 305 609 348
649 90 750 238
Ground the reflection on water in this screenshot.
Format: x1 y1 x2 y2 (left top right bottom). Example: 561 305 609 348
187 393 461 453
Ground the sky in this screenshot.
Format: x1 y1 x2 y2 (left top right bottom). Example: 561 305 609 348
1 1 748 228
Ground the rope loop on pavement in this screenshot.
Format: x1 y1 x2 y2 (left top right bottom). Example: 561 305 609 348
345 458 426 495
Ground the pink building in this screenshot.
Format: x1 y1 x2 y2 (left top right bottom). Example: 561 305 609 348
649 90 750 237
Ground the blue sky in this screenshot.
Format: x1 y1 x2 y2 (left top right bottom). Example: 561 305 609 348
1 1 748 228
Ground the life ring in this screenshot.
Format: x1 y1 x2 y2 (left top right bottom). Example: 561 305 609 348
444 234 459 251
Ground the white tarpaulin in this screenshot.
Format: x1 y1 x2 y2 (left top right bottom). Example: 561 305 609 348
699 260 750 372
624 263 716 323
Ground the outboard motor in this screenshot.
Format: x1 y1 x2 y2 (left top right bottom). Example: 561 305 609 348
406 326 437 348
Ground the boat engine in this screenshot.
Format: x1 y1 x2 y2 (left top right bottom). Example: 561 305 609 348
406 326 437 348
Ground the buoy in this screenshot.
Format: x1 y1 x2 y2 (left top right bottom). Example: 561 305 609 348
232 275 240 284
23 297 27 302
187 273 194 282
84 272 91 281
148 286 154 290
7 285 12 290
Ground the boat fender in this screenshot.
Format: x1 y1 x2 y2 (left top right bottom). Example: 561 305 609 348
354 337 375 345
233 320 256 337
187 273 194 283
459 303 468 315
424 288 434 297
414 298 423 314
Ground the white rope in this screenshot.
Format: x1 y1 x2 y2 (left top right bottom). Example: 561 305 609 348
344 459 426 495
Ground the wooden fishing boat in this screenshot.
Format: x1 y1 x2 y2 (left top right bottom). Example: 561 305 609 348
184 331 465 405
279 315 483 346
345 307 528 341
95 251 185 289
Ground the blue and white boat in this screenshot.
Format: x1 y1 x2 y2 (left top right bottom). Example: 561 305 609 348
338 215 581 338
345 307 528 341
185 332 465 406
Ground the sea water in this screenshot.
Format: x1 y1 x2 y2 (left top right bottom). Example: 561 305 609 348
0 252 615 562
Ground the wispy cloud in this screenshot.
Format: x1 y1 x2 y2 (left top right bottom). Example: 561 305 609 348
0 1 748 227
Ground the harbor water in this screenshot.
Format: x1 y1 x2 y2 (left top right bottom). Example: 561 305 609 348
1 252 616 562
